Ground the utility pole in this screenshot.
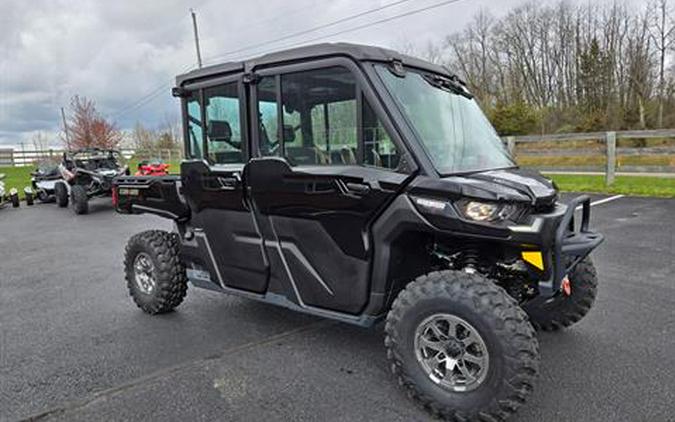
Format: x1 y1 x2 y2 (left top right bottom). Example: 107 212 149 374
61 107 71 150
190 8 203 68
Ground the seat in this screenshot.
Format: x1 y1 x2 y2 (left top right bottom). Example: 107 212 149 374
286 146 328 165
214 151 243 164
208 120 232 143
368 149 382 167
340 147 357 165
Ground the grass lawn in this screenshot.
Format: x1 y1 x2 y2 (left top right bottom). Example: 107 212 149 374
547 174 675 198
518 154 675 167
0 166 34 198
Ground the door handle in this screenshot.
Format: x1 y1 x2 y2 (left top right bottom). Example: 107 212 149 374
344 182 370 194
217 176 239 190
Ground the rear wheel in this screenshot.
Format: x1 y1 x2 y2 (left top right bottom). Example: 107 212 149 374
71 184 89 214
10 191 19 208
385 270 539 421
124 230 188 314
25 189 34 206
55 182 68 207
524 256 598 331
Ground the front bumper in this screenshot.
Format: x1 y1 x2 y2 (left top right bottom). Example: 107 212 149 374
516 195 604 296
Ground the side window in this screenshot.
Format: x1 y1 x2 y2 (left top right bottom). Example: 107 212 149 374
257 77 279 156
186 94 203 159
363 98 399 170
281 67 357 165
204 82 243 164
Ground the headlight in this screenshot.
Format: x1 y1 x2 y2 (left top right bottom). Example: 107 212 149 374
458 200 518 222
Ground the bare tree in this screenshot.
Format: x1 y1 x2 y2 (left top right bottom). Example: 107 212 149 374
65 96 122 149
440 0 669 134
31 132 48 152
647 0 675 127
132 122 156 150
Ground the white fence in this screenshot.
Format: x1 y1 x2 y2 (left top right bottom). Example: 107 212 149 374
0 148 183 167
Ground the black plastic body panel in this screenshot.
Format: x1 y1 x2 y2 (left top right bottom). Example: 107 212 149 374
114 175 190 220
243 157 408 314
180 160 270 293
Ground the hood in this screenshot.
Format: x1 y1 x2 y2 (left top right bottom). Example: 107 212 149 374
410 168 558 208
459 168 558 206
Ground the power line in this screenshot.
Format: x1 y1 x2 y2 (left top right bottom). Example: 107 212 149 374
111 0 416 119
202 0 416 64
110 0 465 120
237 0 465 60
110 64 193 120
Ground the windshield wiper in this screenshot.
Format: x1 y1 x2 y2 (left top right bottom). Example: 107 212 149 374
423 74 473 99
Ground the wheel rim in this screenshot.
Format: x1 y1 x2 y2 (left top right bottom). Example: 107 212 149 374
414 313 490 392
133 253 156 294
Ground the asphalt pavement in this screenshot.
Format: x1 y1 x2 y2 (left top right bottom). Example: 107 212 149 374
0 194 674 421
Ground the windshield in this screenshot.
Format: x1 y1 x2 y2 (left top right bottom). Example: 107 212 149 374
375 65 514 175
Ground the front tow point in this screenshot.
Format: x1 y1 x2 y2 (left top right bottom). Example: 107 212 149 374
561 276 572 296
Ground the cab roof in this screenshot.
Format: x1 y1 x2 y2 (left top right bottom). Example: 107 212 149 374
175 42 451 86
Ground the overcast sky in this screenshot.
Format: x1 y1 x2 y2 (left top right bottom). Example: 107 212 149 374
0 0 632 148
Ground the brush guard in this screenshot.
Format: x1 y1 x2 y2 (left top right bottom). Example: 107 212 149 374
540 195 604 296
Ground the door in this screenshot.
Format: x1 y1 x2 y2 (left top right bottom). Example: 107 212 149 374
181 79 269 293
245 63 412 314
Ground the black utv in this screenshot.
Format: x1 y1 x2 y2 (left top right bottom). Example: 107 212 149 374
55 148 128 214
114 43 603 421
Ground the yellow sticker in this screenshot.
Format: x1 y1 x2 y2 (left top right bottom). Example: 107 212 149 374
521 251 544 271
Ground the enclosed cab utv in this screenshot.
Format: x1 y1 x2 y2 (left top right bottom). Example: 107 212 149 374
55 148 128 214
114 43 603 421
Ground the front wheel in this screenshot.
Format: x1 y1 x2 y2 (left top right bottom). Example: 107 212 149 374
36 189 53 203
71 184 89 214
385 270 539 421
524 256 598 331
124 230 188 314
55 181 68 207
24 188 34 206
10 190 19 208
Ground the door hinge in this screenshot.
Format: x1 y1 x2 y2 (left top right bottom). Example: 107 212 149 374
171 87 190 98
243 73 259 84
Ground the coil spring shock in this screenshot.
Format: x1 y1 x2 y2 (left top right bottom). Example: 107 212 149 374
461 243 481 272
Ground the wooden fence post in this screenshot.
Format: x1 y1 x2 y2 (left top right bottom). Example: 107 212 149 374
605 131 616 186
506 136 516 157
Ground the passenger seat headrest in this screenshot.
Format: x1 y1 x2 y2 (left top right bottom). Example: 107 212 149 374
282 125 295 143
208 120 232 142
